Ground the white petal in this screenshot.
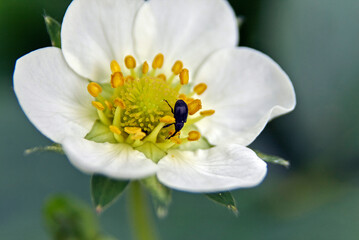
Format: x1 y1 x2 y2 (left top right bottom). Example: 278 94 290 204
195 47 296 146
61 0 144 81
134 0 238 77
157 144 267 193
13 47 97 143
62 137 158 179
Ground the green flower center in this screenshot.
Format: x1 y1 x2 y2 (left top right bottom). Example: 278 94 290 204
85 54 215 162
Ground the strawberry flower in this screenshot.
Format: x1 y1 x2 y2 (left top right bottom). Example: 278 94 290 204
14 0 295 193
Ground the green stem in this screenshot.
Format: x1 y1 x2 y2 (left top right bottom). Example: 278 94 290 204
128 181 159 240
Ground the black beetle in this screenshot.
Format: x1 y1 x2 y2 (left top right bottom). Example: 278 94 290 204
163 99 188 139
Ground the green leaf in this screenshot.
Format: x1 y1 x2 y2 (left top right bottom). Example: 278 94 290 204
135 141 167 163
24 144 63 155
91 174 129 214
206 192 238 216
43 13 61 48
85 120 117 143
254 150 290 168
141 176 172 218
43 195 101 240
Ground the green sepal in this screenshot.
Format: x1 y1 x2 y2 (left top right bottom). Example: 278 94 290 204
205 192 238 216
43 194 117 240
24 143 63 155
91 174 129 214
135 141 167 163
141 176 172 218
43 13 61 48
85 120 117 143
254 150 290 168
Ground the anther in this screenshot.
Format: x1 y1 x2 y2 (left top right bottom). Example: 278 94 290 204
188 131 201 141
200 110 215 116
142 61 149 74
87 82 102 97
92 101 105 111
110 60 121 73
179 68 189 85
152 53 164 69
160 116 176 123
124 55 136 69
170 136 182 144
104 100 113 110
124 127 142 135
187 99 202 115
157 74 166 81
111 72 124 88
178 94 187 101
193 83 207 95
109 125 122 135
132 132 146 140
172 61 183 75
114 98 126 109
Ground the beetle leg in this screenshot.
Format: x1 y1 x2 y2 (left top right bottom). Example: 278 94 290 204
163 99 174 114
163 123 174 128
166 130 178 139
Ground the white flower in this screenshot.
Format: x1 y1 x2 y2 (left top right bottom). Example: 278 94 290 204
14 0 295 193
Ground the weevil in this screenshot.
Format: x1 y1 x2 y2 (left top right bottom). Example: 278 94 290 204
163 99 188 139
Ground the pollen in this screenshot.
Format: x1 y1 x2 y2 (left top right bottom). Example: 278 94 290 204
109 125 122 135
188 131 201 141
111 72 124 88
125 55 136 69
152 53 164 69
188 99 202 115
172 60 183 75
110 60 121 73
124 127 142 134
179 68 189 85
160 116 176 123
87 82 102 97
142 61 149 74
114 98 126 109
92 101 105 111
193 83 207 95
200 110 215 116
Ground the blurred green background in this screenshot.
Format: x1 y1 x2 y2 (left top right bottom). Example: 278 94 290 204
1 0 359 239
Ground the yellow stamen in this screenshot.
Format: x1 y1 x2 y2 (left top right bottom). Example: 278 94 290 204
124 127 142 135
160 116 176 123
111 72 124 88
152 53 164 69
188 131 201 141
178 94 187 101
200 110 215 116
132 132 146 140
172 60 183 75
185 98 194 104
157 74 166 81
124 55 136 69
193 83 207 95
87 82 102 97
142 61 149 74
104 100 113 110
92 101 105 111
114 98 126 109
109 125 122 135
110 60 121 73
170 136 181 144
187 99 202 115
179 68 189 85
